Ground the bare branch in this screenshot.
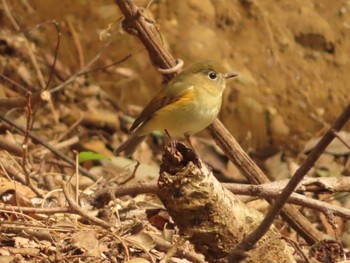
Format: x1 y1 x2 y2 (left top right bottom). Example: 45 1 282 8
62 182 114 228
230 103 350 261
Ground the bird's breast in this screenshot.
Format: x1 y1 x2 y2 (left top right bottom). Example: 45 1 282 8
138 87 223 137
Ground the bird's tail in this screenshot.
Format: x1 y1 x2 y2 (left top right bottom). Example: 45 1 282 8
114 134 146 156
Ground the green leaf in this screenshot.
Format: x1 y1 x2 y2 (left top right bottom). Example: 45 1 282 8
151 130 164 138
78 151 109 164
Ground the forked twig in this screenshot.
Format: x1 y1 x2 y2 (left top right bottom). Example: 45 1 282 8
62 182 114 228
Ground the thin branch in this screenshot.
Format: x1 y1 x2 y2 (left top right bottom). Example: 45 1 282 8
230 103 350 261
331 129 350 150
82 54 132 75
2 0 20 31
45 21 61 90
0 204 70 214
0 115 99 181
151 234 206 263
0 53 131 110
0 73 29 93
62 182 114 228
0 156 42 197
0 139 23 156
93 181 350 221
93 181 158 206
66 17 85 70
224 183 350 221
21 92 33 186
49 43 128 94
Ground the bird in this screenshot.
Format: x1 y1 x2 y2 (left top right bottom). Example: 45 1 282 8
115 60 237 156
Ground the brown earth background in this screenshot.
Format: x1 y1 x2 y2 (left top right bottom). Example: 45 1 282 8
2 0 350 156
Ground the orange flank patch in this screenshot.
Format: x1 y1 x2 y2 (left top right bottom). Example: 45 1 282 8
159 88 195 113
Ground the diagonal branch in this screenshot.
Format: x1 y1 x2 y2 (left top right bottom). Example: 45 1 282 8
114 0 324 244
230 103 350 261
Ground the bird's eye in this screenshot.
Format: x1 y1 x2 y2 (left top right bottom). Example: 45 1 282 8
208 72 218 80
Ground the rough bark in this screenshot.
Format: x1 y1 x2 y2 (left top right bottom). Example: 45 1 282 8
158 143 295 263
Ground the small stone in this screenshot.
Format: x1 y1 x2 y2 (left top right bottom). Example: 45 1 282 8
339 6 347 15
315 107 325 116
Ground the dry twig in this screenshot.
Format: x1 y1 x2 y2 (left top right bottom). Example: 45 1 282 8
151 234 206 263
93 180 350 221
0 115 99 181
62 182 114 228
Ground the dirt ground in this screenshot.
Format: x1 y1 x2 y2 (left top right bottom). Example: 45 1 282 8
2 0 349 155
1 0 350 262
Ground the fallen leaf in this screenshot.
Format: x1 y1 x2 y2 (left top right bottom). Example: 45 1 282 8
125 231 154 252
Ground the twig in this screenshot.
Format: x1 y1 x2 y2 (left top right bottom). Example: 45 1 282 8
93 182 158 206
0 51 131 110
0 115 99 181
49 40 127 94
0 51 131 111
93 180 350 221
4 3 59 123
115 0 177 81
62 182 114 228
230 103 350 261
25 20 62 91
56 115 84 142
331 129 350 150
280 237 310 263
24 37 46 90
160 238 186 263
66 17 85 70
224 183 350 221
21 92 33 186
2 0 20 31
74 151 79 203
151 234 206 263
114 0 324 244
37 21 61 90
0 96 29 109
0 204 70 214
0 156 42 197
0 73 29 93
35 136 79 157
0 139 23 156
82 54 132 75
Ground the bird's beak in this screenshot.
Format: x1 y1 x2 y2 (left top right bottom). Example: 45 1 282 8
224 73 238 79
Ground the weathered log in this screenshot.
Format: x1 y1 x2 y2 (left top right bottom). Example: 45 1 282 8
158 142 295 262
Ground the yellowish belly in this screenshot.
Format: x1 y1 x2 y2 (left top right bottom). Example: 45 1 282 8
138 96 222 137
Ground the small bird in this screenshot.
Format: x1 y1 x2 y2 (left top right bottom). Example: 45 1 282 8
115 60 237 155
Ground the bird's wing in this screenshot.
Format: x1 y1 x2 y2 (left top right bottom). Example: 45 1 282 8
129 79 193 132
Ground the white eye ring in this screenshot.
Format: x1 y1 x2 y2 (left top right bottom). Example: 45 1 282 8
208 71 218 80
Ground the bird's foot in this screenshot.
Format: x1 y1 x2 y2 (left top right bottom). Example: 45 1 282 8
185 133 199 156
